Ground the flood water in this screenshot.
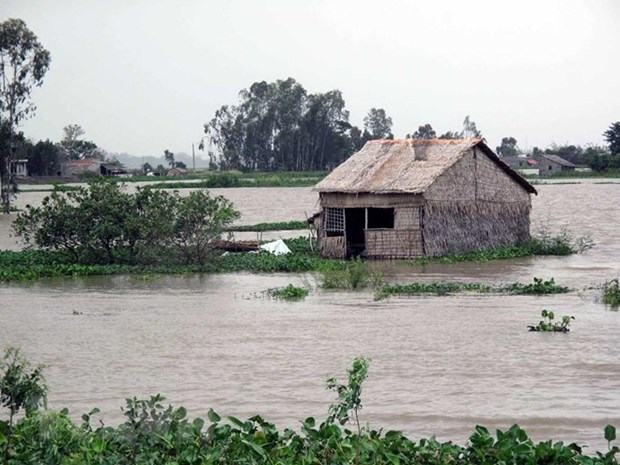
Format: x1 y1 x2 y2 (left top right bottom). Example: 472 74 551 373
1 181 620 450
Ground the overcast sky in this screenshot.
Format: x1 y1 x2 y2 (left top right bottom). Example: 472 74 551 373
2 0 619 157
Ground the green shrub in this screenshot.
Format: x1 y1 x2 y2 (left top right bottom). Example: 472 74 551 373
603 279 620 307
267 284 309 301
12 179 240 265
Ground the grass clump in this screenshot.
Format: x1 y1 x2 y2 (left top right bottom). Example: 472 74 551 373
320 259 383 290
267 284 309 301
603 279 620 307
528 309 575 333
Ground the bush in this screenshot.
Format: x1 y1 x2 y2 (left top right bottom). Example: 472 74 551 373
267 284 310 301
603 279 620 307
12 179 240 265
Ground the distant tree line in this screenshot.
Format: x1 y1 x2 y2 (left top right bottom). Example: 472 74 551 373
1 124 109 177
202 78 395 171
203 82 490 172
490 122 620 172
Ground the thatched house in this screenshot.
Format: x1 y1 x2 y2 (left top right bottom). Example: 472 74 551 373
539 154 576 176
313 138 537 259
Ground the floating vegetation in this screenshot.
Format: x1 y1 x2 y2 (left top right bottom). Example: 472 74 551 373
603 279 620 307
528 309 575 333
375 277 571 300
267 284 309 301
502 277 569 295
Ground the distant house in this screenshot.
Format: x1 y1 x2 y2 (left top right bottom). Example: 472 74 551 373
502 156 538 170
100 163 128 177
10 159 29 177
167 167 189 176
313 138 537 259
61 159 101 177
539 154 576 176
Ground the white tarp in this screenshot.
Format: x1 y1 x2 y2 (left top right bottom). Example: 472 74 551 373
259 239 291 256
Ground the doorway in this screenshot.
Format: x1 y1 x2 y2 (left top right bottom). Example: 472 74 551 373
345 208 366 257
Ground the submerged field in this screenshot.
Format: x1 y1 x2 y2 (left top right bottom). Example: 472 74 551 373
1 182 619 451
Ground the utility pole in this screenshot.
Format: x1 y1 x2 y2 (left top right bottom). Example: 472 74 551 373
192 143 196 171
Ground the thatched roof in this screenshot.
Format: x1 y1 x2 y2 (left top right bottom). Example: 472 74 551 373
541 154 576 168
315 138 537 195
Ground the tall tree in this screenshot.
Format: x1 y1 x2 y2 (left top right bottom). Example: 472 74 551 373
604 121 620 155
438 131 462 140
462 115 481 138
0 18 51 213
164 149 175 168
363 108 393 140
496 137 519 157
412 124 436 139
204 78 359 171
59 124 103 160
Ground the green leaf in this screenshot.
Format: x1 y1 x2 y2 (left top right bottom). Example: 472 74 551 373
208 408 221 423
241 439 267 458
605 424 616 442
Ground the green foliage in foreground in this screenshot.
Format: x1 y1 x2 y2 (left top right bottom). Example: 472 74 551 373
225 220 309 232
375 277 570 300
267 284 310 301
1 352 619 465
528 309 575 333
603 279 620 307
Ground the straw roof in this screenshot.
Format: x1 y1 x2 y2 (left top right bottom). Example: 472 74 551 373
315 138 536 195
541 154 576 168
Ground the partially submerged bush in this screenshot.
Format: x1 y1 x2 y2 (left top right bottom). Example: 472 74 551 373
528 309 575 333
603 279 620 307
267 284 309 301
13 179 240 265
320 259 383 290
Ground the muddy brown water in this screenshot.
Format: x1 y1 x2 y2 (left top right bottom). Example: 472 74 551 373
1 182 620 450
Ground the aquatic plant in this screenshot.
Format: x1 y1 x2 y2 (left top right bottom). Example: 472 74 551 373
503 277 569 295
528 309 575 333
375 278 570 300
602 279 620 307
320 259 377 290
1 353 619 464
326 357 369 435
267 284 310 301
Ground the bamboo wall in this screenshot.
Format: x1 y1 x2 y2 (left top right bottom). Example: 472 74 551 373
365 229 423 259
422 147 532 256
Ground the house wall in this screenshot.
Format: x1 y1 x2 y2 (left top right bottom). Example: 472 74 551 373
317 196 424 259
365 229 423 259
539 159 575 176
423 147 532 257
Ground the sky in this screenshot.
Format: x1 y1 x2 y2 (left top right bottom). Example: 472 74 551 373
2 0 619 158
